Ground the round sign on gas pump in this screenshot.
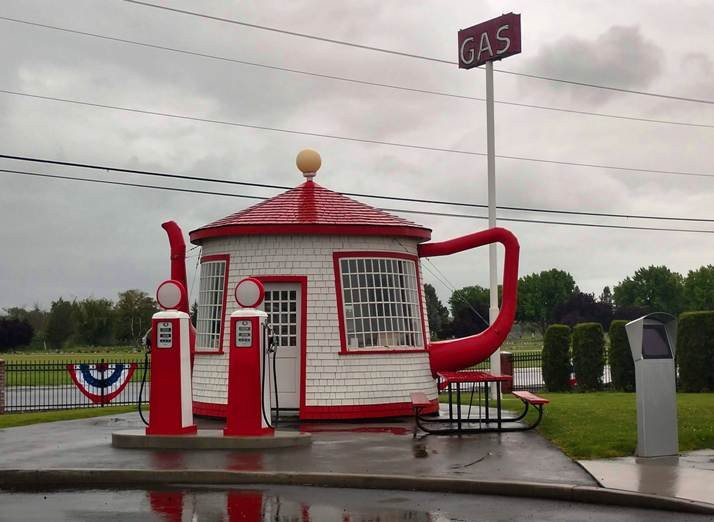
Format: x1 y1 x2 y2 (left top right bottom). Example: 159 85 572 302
235 277 265 309
156 279 187 310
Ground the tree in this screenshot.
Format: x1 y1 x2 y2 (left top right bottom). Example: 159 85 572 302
572 322 605 391
542 324 571 391
554 290 612 330
424 284 450 340
683 265 714 311
517 269 576 332
45 298 76 349
190 301 199 328
613 265 684 316
599 286 613 308
0 317 33 350
73 298 115 346
115 290 157 344
3 305 48 335
448 285 490 338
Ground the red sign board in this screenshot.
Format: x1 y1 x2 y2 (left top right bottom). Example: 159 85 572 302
458 13 521 69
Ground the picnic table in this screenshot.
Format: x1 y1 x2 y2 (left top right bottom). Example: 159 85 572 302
410 370 549 436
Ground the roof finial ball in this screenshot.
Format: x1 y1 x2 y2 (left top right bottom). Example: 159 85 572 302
296 149 321 180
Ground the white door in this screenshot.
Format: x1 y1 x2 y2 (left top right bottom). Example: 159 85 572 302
263 283 301 410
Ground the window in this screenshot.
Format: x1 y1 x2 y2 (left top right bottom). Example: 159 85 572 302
196 257 228 352
264 288 298 348
336 254 425 351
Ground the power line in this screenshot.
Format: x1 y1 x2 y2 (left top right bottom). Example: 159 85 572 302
1 166 712 234
3 88 714 181
3 16 710 130
379 207 714 235
0 167 267 200
1 153 713 224
123 0 714 106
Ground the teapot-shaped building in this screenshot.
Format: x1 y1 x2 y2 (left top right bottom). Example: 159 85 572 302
162 150 519 420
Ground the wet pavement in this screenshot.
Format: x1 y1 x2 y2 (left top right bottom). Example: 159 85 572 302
1 485 710 521
0 409 594 487
580 450 714 505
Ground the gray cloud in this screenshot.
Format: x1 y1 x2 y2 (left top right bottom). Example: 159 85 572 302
524 25 663 105
0 1 712 312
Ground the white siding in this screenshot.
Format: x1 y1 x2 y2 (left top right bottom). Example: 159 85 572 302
192 234 437 410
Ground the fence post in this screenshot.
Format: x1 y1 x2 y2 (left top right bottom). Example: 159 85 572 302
0 359 5 414
500 351 513 393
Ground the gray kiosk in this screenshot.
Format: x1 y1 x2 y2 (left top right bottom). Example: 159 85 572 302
625 313 678 457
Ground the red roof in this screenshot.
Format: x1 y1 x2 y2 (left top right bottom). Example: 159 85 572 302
190 180 431 243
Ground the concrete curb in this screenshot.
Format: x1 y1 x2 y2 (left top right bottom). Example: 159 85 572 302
111 429 312 449
1 468 713 515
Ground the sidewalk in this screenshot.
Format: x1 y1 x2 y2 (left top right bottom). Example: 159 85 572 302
1 409 712 515
579 450 714 505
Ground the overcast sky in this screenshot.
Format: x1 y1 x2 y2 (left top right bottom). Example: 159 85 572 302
1 0 713 311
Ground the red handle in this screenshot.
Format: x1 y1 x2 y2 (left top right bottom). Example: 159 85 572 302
418 227 520 376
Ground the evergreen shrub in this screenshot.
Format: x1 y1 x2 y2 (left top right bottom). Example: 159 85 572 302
677 311 714 392
542 324 571 391
608 320 635 391
572 322 605 391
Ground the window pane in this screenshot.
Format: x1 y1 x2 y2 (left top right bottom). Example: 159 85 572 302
338 256 424 349
196 260 227 351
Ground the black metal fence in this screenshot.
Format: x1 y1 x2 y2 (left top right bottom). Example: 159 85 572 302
2 352 612 413
4 359 150 413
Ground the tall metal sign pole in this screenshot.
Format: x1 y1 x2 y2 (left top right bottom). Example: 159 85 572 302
458 13 521 393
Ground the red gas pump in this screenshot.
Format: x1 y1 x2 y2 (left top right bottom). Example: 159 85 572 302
224 277 274 437
146 279 197 435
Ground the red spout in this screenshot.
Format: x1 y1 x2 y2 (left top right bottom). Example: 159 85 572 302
161 221 196 365
418 227 519 376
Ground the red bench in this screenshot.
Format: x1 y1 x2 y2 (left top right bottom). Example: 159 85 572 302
512 390 549 405
510 390 549 429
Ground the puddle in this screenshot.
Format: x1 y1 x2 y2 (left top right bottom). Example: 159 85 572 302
0 488 443 521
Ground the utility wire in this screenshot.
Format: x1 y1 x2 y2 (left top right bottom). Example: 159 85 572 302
0 167 267 200
124 0 714 106
2 88 714 181
1 167 712 235
380 207 714 234
1 153 712 224
2 15 711 130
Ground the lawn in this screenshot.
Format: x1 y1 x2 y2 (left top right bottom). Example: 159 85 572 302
442 391 714 460
501 336 544 352
0 405 140 429
1 350 143 363
2 351 148 387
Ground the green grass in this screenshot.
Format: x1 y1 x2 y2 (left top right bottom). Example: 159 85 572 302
442 391 714 460
1 351 143 363
2 352 148 387
502 336 544 352
0 405 140 429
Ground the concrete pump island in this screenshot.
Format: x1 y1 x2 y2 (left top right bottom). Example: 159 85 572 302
2 149 713 521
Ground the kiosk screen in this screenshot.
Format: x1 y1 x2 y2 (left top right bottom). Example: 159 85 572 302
642 323 672 359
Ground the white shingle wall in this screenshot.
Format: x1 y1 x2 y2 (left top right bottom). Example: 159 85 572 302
192 234 437 408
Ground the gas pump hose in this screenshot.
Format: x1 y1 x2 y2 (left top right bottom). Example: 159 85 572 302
138 349 149 426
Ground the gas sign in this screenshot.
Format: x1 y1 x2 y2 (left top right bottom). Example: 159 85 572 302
458 13 521 69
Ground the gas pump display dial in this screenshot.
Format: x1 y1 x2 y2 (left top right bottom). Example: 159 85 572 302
157 322 173 348
235 320 253 347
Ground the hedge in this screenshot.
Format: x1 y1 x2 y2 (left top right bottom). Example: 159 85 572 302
542 324 571 391
608 320 635 391
572 322 605 391
678 311 714 392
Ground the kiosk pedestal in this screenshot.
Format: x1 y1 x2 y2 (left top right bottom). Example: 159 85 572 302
626 313 678 457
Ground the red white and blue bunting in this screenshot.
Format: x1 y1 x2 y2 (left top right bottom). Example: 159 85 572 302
67 362 138 404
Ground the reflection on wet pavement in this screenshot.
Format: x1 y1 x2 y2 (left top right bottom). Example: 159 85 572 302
1 486 711 522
